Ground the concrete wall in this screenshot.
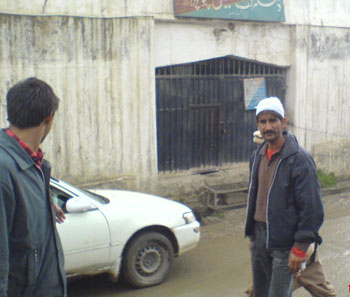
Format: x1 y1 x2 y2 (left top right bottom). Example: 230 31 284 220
154 21 292 67
0 15 157 189
150 1 350 178
2 0 350 27
0 0 169 18
288 25 350 177
284 0 350 27
1 1 349 180
288 26 350 147
312 139 350 180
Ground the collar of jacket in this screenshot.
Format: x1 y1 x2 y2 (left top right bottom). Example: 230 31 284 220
0 129 39 171
256 130 299 160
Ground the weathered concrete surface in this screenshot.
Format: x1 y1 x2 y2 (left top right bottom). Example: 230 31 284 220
1 1 350 190
0 15 157 190
312 138 350 181
2 0 350 28
287 25 350 154
155 163 250 214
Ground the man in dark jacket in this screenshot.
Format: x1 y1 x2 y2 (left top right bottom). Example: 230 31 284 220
245 97 324 297
0 78 66 297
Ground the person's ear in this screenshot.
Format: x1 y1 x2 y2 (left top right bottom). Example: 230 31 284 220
44 113 54 124
281 117 287 128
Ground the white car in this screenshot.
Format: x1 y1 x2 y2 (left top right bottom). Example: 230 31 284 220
50 178 200 288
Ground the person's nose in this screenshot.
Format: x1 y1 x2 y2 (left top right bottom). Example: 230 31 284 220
265 121 273 130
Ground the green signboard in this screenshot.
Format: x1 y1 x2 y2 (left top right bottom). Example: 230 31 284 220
174 0 285 22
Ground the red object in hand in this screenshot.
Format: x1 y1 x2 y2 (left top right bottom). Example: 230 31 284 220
291 246 307 258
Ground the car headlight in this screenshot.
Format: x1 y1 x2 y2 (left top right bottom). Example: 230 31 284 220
183 211 196 224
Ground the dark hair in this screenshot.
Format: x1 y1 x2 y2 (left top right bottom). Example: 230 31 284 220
256 110 283 122
6 77 59 128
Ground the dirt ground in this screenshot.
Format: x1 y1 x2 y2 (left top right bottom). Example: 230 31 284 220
69 190 350 297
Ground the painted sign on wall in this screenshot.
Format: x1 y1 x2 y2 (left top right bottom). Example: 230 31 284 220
244 78 267 110
174 0 285 22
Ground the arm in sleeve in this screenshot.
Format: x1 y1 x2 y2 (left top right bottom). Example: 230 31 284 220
291 152 324 244
0 181 15 297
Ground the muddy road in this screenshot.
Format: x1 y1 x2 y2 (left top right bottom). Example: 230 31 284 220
69 192 350 297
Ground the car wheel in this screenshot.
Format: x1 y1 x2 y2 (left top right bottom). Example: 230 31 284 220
122 232 174 288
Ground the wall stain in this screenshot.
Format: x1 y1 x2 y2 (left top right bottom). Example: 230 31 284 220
42 0 48 14
310 32 350 60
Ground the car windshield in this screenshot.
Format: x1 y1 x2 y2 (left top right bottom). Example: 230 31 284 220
80 188 110 204
51 178 109 204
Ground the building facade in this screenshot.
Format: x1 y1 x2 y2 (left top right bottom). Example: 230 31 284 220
0 0 349 189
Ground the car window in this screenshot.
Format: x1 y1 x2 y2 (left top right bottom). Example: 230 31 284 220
51 186 73 213
51 178 109 205
79 189 109 204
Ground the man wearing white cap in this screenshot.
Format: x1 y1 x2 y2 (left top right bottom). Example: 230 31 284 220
245 97 324 297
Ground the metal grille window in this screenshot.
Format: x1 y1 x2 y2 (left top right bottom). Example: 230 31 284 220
156 55 285 77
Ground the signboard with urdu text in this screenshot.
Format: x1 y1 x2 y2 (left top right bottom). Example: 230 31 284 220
174 0 285 22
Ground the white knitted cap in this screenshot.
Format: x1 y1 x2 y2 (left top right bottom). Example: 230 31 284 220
255 97 284 118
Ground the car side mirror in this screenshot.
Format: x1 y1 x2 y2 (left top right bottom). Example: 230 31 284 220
66 197 96 213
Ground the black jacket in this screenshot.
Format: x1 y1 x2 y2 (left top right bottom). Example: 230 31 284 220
245 131 324 249
0 130 66 297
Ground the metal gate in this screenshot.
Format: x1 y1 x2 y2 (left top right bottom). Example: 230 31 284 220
156 56 287 172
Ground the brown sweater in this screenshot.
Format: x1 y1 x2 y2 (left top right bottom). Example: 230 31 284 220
254 143 281 222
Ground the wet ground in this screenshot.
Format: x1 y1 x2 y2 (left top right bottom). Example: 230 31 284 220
69 191 350 297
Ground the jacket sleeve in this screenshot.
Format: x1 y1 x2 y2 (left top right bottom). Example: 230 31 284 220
291 151 324 244
0 180 15 297
249 149 258 174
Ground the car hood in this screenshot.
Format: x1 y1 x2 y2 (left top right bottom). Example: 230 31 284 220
89 189 191 214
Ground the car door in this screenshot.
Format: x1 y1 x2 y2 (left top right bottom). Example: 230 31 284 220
51 184 111 275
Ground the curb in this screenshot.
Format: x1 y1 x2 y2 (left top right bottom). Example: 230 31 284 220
321 181 350 197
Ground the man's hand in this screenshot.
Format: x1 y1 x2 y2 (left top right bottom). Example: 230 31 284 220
288 251 306 274
54 204 66 224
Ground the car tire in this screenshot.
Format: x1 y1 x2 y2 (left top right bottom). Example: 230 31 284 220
122 232 174 288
